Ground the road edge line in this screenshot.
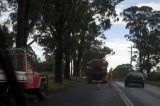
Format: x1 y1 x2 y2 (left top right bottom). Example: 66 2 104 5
113 82 134 106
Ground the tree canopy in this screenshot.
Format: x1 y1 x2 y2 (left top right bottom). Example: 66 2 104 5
113 64 134 80
0 0 123 82
122 6 160 77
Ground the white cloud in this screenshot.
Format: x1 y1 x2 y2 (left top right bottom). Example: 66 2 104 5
112 2 127 25
27 39 45 61
111 16 126 25
112 1 160 25
105 39 133 69
137 2 160 10
32 43 45 61
32 43 45 60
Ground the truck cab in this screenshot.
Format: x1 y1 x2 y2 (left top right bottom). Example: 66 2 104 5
0 48 48 100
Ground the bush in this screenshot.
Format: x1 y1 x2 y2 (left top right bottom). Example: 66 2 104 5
148 72 160 81
36 61 54 72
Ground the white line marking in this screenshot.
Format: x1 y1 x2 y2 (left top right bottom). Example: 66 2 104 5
113 82 134 106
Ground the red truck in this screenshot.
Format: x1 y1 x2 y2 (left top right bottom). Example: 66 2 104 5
86 59 108 83
0 48 48 101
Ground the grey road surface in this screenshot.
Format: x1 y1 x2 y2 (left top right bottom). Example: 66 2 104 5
28 80 125 106
115 81 160 106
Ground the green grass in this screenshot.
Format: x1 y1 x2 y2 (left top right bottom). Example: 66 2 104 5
146 81 160 88
47 77 80 93
39 72 81 93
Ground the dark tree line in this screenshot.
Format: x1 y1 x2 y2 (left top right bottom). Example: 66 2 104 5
112 64 133 80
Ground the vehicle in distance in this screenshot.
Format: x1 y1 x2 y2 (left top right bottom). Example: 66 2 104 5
125 71 144 88
0 48 48 101
86 59 108 83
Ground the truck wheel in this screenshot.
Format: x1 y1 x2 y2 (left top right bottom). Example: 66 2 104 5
37 81 48 100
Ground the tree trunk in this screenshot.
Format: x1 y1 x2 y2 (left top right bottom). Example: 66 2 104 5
73 35 84 76
71 58 73 76
24 0 31 46
64 51 71 80
73 58 79 76
146 55 151 79
73 48 83 76
16 0 26 48
54 1 65 83
54 38 63 83
77 54 82 76
139 49 143 73
16 0 31 48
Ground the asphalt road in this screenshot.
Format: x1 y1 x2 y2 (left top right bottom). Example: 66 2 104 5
26 80 160 106
115 81 160 106
28 80 125 106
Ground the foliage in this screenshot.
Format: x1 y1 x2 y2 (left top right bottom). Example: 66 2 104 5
0 0 45 48
113 64 134 80
147 71 160 81
0 0 124 82
36 60 54 72
81 39 113 72
83 40 113 60
35 0 123 82
122 6 160 76
0 25 14 49
47 76 80 93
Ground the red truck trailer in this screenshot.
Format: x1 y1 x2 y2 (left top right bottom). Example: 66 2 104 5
86 59 108 83
0 48 48 101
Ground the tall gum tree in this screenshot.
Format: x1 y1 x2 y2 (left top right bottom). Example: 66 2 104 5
122 6 160 77
36 0 124 82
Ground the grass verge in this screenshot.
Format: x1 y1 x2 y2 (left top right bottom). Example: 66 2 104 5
47 76 81 93
39 72 81 93
146 81 160 88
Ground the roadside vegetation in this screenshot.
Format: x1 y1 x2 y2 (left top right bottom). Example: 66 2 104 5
146 81 160 88
112 64 133 80
112 6 160 85
122 6 160 79
112 64 160 88
0 0 122 84
39 72 81 93
145 70 160 88
47 76 80 93
1 0 160 105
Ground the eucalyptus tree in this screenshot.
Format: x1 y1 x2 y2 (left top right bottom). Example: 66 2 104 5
1 0 123 82
67 0 123 77
0 1 15 48
1 0 44 48
122 6 160 76
113 64 134 79
3 0 31 48
81 39 113 73
36 0 123 82
0 25 14 49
